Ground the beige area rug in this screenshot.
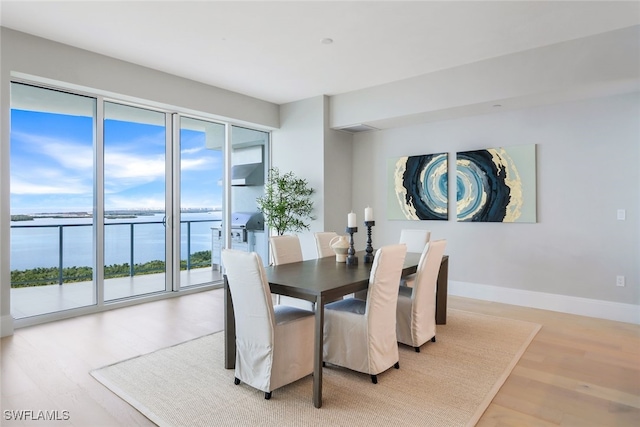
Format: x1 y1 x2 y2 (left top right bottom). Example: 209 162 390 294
91 309 540 427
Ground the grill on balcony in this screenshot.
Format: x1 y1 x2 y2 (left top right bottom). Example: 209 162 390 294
211 211 265 269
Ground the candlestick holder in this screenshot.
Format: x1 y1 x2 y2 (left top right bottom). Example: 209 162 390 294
345 226 358 265
364 220 375 263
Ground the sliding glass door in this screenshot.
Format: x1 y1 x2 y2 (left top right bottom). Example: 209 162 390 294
9 83 97 317
230 126 270 266
177 117 225 288
10 81 270 321
103 102 168 301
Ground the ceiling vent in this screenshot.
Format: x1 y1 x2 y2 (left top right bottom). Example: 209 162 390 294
335 124 380 133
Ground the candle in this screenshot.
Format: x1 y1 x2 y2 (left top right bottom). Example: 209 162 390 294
348 211 356 227
365 206 373 222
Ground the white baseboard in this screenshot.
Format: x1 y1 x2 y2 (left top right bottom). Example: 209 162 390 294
449 281 640 325
1 314 14 337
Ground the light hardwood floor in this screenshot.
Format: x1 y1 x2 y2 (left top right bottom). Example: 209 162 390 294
1 290 638 426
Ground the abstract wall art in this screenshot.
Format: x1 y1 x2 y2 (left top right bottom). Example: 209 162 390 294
387 153 448 221
456 144 536 223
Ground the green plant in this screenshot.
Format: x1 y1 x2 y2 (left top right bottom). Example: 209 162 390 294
256 167 315 236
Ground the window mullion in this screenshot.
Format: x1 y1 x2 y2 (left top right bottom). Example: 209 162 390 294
95 97 105 306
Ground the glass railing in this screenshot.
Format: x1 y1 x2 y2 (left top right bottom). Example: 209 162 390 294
10 219 216 287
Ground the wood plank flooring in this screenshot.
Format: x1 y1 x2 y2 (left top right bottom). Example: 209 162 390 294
1 290 638 426
452 298 640 427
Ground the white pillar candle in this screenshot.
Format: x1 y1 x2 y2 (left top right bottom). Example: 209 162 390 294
348 212 356 227
364 206 373 221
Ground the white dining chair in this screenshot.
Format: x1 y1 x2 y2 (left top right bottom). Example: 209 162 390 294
399 229 431 287
269 235 315 311
314 231 338 258
399 229 431 253
396 239 447 352
222 249 314 400
322 243 407 384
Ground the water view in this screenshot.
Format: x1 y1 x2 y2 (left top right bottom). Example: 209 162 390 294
10 211 221 271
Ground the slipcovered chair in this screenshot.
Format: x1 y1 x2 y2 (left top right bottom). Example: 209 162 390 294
314 231 338 258
221 249 315 400
399 229 431 287
322 244 407 384
399 229 431 253
396 239 447 352
270 235 303 264
269 235 314 311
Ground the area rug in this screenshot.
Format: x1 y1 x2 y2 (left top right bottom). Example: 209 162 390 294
91 309 540 427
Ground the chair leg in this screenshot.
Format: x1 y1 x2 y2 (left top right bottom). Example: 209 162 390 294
431 336 436 343
414 346 420 353
371 375 378 384
265 392 272 400
394 362 400 369
234 377 240 385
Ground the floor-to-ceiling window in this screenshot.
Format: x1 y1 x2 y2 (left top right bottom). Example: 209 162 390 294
9 81 269 321
230 126 270 266
103 102 169 301
10 83 97 318
178 117 225 288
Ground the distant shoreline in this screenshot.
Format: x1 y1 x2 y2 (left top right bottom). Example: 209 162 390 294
11 208 221 222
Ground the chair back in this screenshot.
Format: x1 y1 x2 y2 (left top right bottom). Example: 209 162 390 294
221 249 275 347
269 235 303 265
269 235 314 310
314 231 338 258
411 239 447 328
399 229 431 253
365 244 407 358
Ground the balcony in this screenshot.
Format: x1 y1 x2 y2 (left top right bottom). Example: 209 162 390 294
10 268 222 319
10 218 222 319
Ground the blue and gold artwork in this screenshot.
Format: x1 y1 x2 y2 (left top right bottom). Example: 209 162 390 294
456 144 536 222
387 153 448 221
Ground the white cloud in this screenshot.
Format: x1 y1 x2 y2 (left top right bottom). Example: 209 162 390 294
11 128 222 208
106 195 165 210
14 131 93 170
181 146 204 155
181 158 211 171
105 151 165 179
41 142 93 170
11 176 92 195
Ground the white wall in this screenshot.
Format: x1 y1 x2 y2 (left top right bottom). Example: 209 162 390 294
322 98 353 235
272 96 353 259
272 97 325 259
351 93 639 323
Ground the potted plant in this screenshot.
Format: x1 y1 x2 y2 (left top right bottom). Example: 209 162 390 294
256 167 315 236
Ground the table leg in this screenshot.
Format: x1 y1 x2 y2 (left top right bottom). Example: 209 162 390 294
224 275 236 369
313 295 325 408
435 257 449 325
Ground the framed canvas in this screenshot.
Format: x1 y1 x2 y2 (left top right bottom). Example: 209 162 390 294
456 144 536 222
387 153 448 220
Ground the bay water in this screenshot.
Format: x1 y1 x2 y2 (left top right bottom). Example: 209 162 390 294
10 212 222 271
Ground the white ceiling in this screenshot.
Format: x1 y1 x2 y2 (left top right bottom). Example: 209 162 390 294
1 1 639 105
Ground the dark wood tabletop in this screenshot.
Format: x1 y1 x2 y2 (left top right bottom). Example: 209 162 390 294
264 250 422 303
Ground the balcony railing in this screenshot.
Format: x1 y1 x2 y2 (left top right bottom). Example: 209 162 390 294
10 219 216 287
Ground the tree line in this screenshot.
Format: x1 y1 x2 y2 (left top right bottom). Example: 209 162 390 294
11 251 211 287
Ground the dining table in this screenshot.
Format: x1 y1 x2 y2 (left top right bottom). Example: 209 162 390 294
223 250 449 408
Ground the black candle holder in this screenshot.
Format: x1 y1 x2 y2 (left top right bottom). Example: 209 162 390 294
364 221 375 263
345 226 358 265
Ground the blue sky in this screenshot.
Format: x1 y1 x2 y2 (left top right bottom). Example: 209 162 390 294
10 109 222 214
